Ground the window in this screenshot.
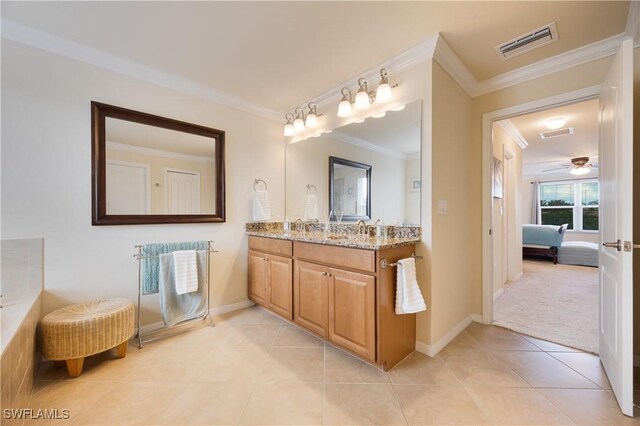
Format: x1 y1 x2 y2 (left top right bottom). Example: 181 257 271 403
539 180 599 231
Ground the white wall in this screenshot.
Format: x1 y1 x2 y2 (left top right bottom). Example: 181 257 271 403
404 157 420 226
1 40 284 325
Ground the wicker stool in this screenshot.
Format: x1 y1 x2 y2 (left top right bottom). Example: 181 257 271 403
41 298 135 378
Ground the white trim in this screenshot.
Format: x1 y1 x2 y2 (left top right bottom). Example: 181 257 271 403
495 119 529 150
1 18 282 122
481 85 601 324
304 36 438 110
511 271 524 282
432 35 478 96
493 287 504 302
331 130 408 160
625 0 640 45
107 141 215 164
138 300 255 335
105 159 151 214
415 314 474 357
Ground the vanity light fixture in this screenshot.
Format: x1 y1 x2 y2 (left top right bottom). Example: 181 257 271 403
324 129 333 134
305 102 320 128
355 78 372 110
337 88 353 117
355 118 366 123
372 112 386 118
336 69 398 118
391 104 406 112
283 113 295 136
293 107 305 132
375 68 393 103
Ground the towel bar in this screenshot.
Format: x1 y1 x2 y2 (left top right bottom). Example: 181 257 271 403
380 252 422 269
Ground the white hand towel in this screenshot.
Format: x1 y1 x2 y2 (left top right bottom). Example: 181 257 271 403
253 190 272 221
303 193 318 221
395 257 427 314
173 250 199 295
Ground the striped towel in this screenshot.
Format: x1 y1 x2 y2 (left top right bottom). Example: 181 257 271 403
395 257 427 314
141 241 208 295
253 190 271 221
172 250 199 295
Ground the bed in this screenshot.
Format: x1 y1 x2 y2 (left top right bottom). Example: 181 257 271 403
522 224 568 264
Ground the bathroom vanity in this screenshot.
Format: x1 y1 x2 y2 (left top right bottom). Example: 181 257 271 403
246 227 420 371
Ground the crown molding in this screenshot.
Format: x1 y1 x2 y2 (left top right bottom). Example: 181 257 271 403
1 18 283 122
331 130 408 160
626 0 640 45
107 141 215 164
305 35 438 111
495 119 529 150
432 35 477 96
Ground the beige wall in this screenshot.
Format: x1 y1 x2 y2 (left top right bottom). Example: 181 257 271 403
470 56 613 315
1 40 284 325
428 61 475 343
285 136 408 224
106 147 216 214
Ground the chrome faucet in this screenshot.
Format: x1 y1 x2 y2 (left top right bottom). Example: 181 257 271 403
294 218 303 233
356 219 367 236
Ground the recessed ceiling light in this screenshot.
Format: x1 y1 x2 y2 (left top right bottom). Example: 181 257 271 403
546 117 566 129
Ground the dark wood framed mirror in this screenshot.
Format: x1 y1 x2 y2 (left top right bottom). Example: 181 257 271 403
328 156 371 222
91 101 225 225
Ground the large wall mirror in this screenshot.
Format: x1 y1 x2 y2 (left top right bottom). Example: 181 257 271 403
92 102 225 225
286 100 421 225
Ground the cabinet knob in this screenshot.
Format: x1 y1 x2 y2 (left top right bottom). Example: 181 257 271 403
321 271 328 276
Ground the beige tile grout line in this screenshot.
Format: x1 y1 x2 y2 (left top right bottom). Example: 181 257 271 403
545 351 607 390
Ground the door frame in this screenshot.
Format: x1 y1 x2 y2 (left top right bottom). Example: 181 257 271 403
481 85 601 324
105 159 151 214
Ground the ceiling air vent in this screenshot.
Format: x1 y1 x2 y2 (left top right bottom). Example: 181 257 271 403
540 127 574 140
495 22 559 60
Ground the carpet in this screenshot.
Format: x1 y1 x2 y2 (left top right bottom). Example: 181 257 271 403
493 260 599 354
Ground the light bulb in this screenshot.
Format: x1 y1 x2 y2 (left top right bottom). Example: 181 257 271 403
337 100 352 117
546 117 566 129
293 117 305 131
354 90 370 110
283 123 295 136
375 83 392 103
305 113 318 128
372 112 386 118
569 167 590 176
391 104 405 112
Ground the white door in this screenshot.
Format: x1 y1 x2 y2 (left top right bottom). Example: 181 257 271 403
598 38 633 416
106 161 149 214
165 169 201 214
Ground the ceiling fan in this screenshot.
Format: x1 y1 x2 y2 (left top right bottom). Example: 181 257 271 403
541 156 598 176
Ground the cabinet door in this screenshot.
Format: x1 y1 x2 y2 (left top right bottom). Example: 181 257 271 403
328 268 376 361
248 251 268 306
267 254 293 320
294 261 328 337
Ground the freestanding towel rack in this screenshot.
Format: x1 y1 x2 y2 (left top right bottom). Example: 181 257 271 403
133 241 217 348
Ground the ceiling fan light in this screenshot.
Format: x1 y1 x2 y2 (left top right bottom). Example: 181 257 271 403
569 166 591 176
546 117 566 129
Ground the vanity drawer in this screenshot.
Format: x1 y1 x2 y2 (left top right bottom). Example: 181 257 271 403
294 241 375 273
249 236 293 257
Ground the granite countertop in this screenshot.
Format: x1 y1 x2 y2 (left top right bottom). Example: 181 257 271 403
246 230 420 250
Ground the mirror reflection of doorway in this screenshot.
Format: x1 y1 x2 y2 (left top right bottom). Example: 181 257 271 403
164 169 201 214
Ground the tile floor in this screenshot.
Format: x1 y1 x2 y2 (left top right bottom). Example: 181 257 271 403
22 307 639 425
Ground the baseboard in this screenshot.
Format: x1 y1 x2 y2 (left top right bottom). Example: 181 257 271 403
138 299 255 335
471 313 483 323
493 288 504 302
511 271 524 281
415 314 474 357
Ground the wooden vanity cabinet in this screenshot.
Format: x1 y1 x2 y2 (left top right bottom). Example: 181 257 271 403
248 235 416 370
248 237 293 320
